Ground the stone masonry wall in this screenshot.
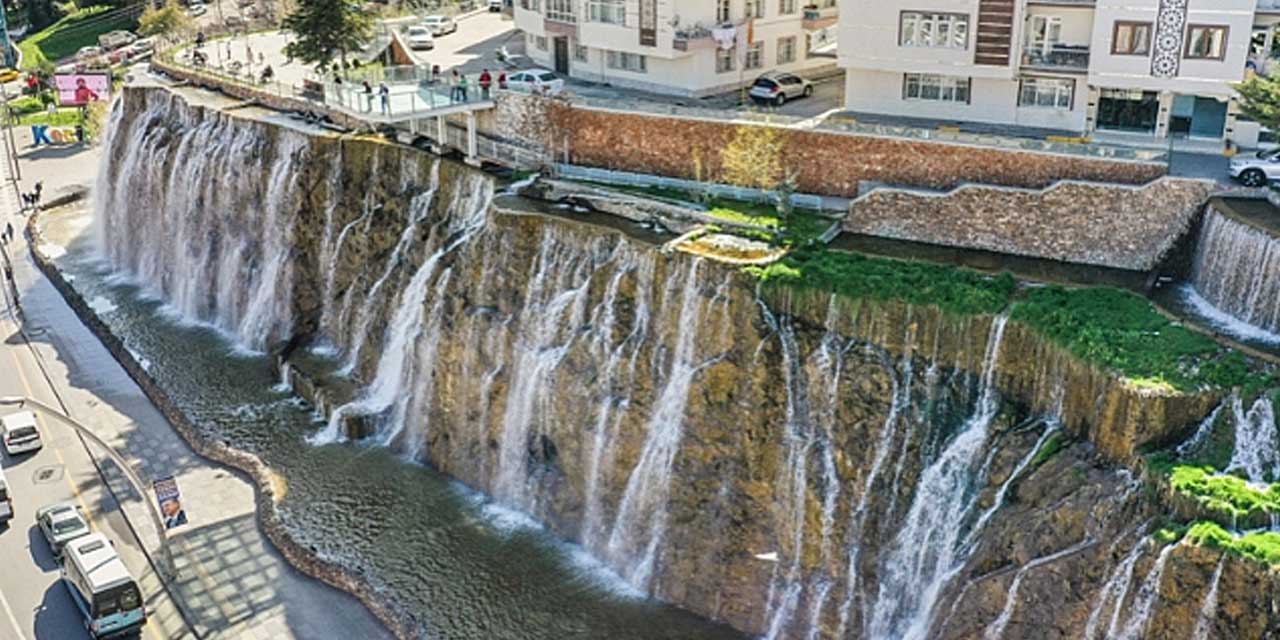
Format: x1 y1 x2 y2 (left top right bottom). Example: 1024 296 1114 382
485 93 1167 196
843 178 1214 271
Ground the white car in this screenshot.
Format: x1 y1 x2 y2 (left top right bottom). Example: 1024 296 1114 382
506 70 564 95
1229 147 1280 187
488 0 504 11
0 468 11 524
748 72 814 106
36 503 91 558
187 1 207 16
1 410 42 455
406 26 435 51
421 15 457 36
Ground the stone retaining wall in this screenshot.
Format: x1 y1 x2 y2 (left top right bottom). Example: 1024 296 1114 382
844 177 1214 271
484 93 1168 196
24 215 410 640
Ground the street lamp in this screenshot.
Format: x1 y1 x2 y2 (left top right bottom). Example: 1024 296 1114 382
0 396 177 579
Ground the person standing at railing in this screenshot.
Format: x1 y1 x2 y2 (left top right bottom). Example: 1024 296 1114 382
363 80 373 112
448 70 460 102
379 83 390 115
479 69 492 100
457 74 469 102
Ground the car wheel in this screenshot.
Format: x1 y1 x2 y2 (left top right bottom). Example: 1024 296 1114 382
1241 168 1267 187
775 94 786 107
802 85 813 97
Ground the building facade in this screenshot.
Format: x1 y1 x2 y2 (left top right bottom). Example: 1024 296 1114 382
513 0 839 97
838 0 1280 145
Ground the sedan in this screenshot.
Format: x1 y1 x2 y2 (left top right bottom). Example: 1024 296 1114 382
748 72 813 107
421 15 457 36
406 26 435 51
1 410 42 456
1229 147 1280 187
506 70 564 95
36 503 91 558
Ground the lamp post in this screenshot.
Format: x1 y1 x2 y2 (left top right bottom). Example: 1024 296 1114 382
0 396 177 580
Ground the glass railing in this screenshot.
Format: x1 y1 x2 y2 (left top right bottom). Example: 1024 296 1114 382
1022 44 1090 70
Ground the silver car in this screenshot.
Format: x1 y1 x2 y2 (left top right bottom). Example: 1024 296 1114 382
421 15 458 36
749 72 813 106
36 502 91 557
1229 147 1280 187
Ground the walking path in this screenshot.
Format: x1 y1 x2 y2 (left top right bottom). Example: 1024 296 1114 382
3 126 391 639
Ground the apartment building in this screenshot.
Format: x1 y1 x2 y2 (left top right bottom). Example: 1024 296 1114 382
838 0 1280 145
512 0 839 97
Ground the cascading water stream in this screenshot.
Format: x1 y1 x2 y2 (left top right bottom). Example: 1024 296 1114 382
1225 393 1280 483
1192 556 1226 640
1187 208 1280 338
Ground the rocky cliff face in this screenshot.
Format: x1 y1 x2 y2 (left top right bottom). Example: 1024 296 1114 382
99 85 1279 639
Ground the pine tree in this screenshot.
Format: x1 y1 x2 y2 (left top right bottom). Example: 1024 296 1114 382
1237 74 1280 130
281 0 373 72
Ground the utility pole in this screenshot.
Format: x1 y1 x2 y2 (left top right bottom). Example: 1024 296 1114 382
0 396 178 580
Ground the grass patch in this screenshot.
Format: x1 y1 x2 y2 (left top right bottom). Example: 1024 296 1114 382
1166 464 1280 520
1010 286 1263 393
1187 521 1280 565
747 249 1016 316
18 6 138 69
1153 524 1188 545
16 108 83 126
1031 431 1071 467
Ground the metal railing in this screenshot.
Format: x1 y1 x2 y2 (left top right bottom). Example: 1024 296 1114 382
1021 44 1090 71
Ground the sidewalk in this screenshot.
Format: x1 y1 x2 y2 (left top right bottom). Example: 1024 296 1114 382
4 134 391 638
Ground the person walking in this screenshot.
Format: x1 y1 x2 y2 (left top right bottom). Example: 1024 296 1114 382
457 73 469 102
479 69 492 100
449 70 461 102
379 83 390 115
34 182 43 205
363 80 373 112
3 222 12 243
497 70 508 90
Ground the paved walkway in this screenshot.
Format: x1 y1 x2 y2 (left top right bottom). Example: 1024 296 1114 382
5 128 391 639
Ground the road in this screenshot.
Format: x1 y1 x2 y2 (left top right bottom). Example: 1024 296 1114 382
0 246 186 639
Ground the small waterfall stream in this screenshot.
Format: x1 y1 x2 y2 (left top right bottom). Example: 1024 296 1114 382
1192 556 1225 640
1188 208 1280 337
1226 393 1280 483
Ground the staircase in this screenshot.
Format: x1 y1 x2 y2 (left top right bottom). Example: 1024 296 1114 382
973 0 1016 66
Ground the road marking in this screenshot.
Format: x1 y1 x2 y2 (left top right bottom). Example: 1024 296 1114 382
0 579 27 640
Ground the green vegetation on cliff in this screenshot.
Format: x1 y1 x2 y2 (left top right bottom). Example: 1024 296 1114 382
748 249 1016 316
1187 521 1280 565
1010 286 1259 393
1166 464 1280 520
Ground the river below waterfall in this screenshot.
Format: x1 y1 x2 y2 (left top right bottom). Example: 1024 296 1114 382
39 203 743 639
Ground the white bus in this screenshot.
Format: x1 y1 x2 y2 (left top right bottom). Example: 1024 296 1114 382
61 533 146 638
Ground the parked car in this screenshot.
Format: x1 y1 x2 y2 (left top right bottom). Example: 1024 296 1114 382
0 68 19 83
0 468 11 524
488 0 504 11
1 410 42 456
75 46 105 62
506 69 564 95
421 15 457 36
406 26 435 51
187 1 207 16
224 15 246 28
749 72 813 106
36 503 91 558
1229 148 1280 187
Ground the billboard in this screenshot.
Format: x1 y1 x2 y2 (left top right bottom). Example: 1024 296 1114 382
153 475 188 530
54 73 109 106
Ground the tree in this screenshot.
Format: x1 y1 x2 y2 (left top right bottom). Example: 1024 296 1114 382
137 0 194 37
282 0 373 72
719 124 785 191
1237 75 1280 130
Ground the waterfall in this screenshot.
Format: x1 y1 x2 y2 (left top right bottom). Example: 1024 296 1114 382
865 314 1017 640
1176 403 1224 457
1226 394 1280 483
982 538 1093 640
1084 537 1150 640
1113 542 1176 640
1192 556 1225 640
1188 208 1280 336
605 259 709 593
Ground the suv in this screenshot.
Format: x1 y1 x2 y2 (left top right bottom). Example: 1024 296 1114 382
1229 147 1280 187
488 0 504 11
748 72 813 106
2 410 42 456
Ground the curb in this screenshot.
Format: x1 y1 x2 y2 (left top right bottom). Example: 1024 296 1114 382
24 212 416 640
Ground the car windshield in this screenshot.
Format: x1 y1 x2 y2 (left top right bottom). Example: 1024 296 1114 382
53 517 85 535
8 426 36 439
93 582 141 618
0 486 7 501
408 27 428 35
536 72 556 81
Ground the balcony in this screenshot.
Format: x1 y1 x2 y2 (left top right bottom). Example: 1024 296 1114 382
802 4 838 30
1021 44 1090 72
673 25 723 53
1260 0 1280 13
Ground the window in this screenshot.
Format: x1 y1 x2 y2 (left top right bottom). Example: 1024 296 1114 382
1019 77 1074 109
1026 15 1062 55
745 42 764 69
588 0 625 24
545 0 576 23
717 0 731 23
574 44 589 61
717 47 736 73
779 0 796 14
902 73 971 103
1112 21 1151 55
777 36 797 64
1185 25 1228 60
900 12 968 49
606 50 648 72
745 0 764 19
534 35 548 51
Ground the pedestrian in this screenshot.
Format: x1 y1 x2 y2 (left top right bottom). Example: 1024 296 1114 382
497 70 508 90
258 52 265 66
479 68 492 99
363 80 373 112
379 83 390 115
34 181 43 207
431 64 441 84
457 73 469 102
3 222 11 243
246 43 253 66
449 70 460 102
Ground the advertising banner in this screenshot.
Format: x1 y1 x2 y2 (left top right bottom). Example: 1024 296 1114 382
153 475 188 530
54 73 109 106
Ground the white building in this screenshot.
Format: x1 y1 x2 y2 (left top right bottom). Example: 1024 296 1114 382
512 0 839 97
838 0 1280 145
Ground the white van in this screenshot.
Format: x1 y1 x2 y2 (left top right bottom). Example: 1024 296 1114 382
0 468 12 523
2 410 43 455
63 533 146 638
